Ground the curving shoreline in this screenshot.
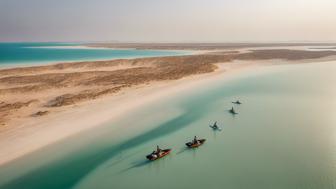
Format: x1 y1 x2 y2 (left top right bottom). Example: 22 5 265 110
1 47 336 166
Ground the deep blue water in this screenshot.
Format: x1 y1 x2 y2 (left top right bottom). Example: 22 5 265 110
0 43 189 67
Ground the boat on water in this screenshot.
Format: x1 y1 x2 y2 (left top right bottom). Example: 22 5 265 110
209 121 222 131
185 136 206 148
146 146 171 161
229 107 238 114
232 100 242 105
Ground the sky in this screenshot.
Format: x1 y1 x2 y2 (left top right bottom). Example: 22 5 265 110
0 0 335 42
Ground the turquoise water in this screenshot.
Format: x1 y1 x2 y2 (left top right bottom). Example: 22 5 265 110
0 62 335 189
0 43 189 67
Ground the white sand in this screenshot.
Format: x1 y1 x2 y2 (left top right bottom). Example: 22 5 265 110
0 61 258 166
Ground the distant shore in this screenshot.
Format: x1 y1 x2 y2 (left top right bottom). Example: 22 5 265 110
87 42 336 50
1 45 336 165
0 43 192 69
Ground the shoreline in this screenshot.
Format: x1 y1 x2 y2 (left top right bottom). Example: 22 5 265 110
86 42 336 50
2 47 336 166
0 61 257 166
0 48 196 70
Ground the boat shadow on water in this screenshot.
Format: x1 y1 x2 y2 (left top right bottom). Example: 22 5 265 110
120 145 202 174
176 147 189 155
118 160 151 174
176 146 203 156
106 148 147 168
119 153 174 174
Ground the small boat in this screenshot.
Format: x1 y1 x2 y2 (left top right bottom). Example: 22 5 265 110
146 146 171 161
209 121 222 131
229 107 238 114
232 100 242 105
185 136 206 148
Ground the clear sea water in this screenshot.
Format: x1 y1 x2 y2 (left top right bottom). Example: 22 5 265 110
0 61 335 189
0 43 189 67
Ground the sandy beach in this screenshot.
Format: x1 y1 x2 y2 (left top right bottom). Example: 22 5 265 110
0 61 253 165
1 46 336 166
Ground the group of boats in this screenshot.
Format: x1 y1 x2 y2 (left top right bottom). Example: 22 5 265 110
146 100 242 161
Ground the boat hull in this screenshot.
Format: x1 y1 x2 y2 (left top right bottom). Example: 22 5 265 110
146 149 171 161
186 139 206 148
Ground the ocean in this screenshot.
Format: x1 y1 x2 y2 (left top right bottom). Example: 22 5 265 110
0 61 335 189
0 43 189 67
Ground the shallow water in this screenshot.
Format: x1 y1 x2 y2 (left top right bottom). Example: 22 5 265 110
0 43 189 67
0 61 336 189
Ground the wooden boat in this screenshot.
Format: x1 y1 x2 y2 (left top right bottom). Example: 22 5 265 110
185 139 206 148
146 148 171 161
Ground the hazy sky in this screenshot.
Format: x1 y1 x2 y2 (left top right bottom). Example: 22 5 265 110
0 0 335 42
